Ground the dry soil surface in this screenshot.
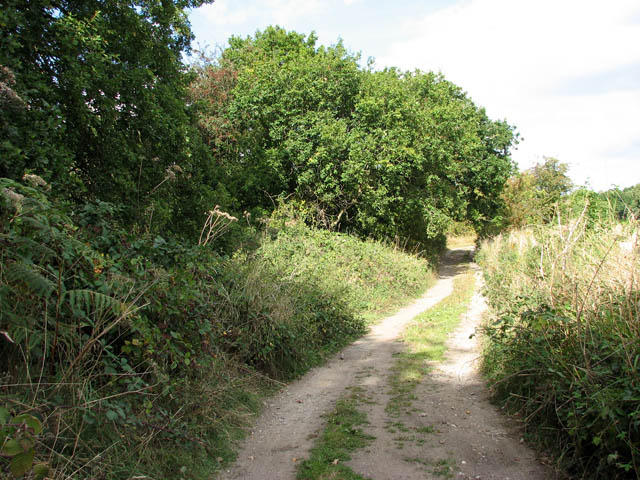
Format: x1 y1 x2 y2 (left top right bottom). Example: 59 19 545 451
217 248 553 480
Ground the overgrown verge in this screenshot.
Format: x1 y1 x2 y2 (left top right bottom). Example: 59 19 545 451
477 215 640 478
0 177 434 479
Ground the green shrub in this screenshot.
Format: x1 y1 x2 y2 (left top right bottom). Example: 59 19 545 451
210 220 435 377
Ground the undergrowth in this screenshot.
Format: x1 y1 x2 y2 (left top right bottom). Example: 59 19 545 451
478 212 640 478
260 219 436 325
0 177 434 479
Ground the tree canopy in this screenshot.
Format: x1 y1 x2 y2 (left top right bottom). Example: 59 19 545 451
615 183 640 219
501 156 573 228
190 26 518 247
0 0 215 232
2 14 518 247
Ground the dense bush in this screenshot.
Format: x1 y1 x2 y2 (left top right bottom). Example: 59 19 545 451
0 1 228 238
478 214 640 478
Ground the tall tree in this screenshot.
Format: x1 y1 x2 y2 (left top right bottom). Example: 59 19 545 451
501 156 573 228
532 157 572 202
614 183 640 219
191 27 517 247
0 0 214 232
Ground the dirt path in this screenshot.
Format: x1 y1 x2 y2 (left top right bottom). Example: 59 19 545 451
217 248 551 480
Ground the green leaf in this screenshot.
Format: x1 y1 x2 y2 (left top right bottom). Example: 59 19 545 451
66 289 123 316
1 438 24 456
33 463 51 480
10 448 35 477
106 410 118 421
0 406 10 424
19 437 35 452
5 262 55 300
13 414 43 435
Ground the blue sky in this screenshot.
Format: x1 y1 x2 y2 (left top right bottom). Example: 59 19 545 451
188 0 640 191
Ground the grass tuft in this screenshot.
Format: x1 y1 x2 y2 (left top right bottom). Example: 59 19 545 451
386 269 476 417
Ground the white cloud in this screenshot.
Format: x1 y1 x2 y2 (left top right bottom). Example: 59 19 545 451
378 0 640 189
190 0 640 189
383 0 640 87
264 0 327 26
198 1 254 26
512 90 640 186
197 0 327 30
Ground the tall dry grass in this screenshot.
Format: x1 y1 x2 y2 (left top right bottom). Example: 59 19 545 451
478 212 640 478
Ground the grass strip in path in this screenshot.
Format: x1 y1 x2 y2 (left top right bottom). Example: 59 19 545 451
387 266 476 418
296 387 374 480
297 258 476 480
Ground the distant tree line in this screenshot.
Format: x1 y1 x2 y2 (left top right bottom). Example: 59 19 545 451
499 155 639 229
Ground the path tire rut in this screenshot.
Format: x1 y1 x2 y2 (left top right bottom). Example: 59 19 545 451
216 248 553 480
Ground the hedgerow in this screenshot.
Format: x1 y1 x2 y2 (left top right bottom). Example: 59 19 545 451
1 176 434 478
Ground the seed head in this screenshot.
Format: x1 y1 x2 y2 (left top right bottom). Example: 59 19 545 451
2 187 25 210
22 173 49 189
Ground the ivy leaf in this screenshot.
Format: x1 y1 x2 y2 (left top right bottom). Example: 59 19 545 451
33 463 51 480
1 438 24 456
0 406 10 424
106 410 118 421
19 437 35 452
